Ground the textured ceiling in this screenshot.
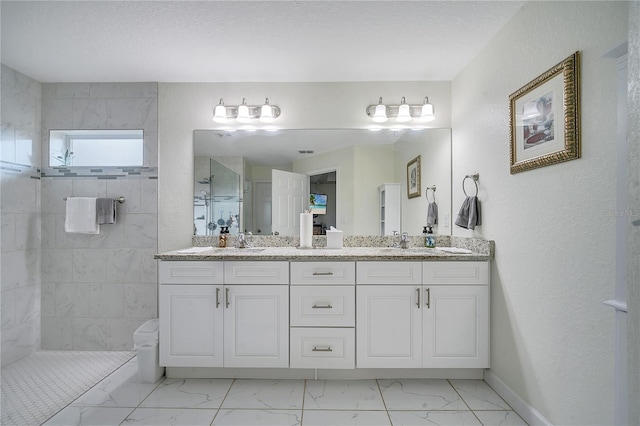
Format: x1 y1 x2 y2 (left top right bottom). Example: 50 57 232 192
1 1 524 83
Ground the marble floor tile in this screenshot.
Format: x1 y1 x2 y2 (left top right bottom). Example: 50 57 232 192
302 409 391 425
304 379 385 410
139 378 233 409
213 409 302 425
387 410 482 426
473 410 528 426
221 379 305 410
43 406 133 426
122 407 217 425
449 379 511 410
71 359 158 407
378 379 468 411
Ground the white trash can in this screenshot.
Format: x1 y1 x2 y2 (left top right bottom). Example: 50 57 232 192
133 319 165 383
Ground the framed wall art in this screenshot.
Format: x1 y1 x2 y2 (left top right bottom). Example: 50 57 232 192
509 51 581 174
407 155 421 198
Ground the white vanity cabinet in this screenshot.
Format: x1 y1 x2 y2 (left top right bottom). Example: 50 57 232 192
356 261 489 369
356 262 422 368
158 256 490 372
159 261 289 368
422 262 489 368
289 262 356 369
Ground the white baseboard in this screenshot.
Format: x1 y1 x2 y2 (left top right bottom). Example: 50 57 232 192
484 369 553 426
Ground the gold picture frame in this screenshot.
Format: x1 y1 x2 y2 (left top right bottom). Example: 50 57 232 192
509 51 581 174
407 155 421 198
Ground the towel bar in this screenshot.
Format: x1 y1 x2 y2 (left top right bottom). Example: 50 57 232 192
63 196 126 204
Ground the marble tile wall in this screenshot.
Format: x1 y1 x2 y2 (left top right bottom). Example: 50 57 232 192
1 65 42 366
40 82 158 351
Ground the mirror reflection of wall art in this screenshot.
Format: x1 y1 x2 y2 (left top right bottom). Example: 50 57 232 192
407 155 421 198
509 51 581 174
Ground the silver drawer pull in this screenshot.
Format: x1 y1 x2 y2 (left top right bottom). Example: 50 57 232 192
312 272 334 276
312 304 333 309
312 346 333 352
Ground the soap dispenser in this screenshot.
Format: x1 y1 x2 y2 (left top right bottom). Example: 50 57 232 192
218 226 229 248
423 225 436 248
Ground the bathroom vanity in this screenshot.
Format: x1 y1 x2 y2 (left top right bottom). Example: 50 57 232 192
155 242 492 379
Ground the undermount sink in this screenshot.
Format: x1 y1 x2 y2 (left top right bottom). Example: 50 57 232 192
381 247 438 252
215 247 266 252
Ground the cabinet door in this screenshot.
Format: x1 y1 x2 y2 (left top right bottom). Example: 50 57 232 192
356 286 422 368
159 285 223 367
223 285 289 368
422 286 489 368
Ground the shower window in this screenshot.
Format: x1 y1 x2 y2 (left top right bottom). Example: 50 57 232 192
49 129 144 167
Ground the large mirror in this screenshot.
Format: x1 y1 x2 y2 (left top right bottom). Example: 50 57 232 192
193 128 451 237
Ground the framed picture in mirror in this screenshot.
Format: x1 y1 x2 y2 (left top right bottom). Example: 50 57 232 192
407 155 421 198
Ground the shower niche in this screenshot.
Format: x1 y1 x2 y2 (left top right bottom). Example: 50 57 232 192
194 158 242 236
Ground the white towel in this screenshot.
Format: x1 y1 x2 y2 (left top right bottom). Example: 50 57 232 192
64 197 99 234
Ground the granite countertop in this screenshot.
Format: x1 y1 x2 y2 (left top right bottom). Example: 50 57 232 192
154 246 491 262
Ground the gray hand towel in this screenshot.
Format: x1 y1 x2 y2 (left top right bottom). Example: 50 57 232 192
426 202 438 225
96 198 116 224
455 196 481 230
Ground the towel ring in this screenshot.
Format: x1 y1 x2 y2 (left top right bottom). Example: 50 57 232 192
426 186 436 203
462 174 479 197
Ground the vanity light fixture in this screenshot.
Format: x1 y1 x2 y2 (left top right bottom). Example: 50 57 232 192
212 97 281 124
366 96 435 123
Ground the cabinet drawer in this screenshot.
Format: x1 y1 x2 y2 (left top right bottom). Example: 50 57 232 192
159 261 223 284
423 262 489 285
290 286 355 327
224 261 289 284
290 328 354 369
356 261 422 285
290 262 355 285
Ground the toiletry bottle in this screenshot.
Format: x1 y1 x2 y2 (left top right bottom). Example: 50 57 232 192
219 227 229 248
424 225 436 248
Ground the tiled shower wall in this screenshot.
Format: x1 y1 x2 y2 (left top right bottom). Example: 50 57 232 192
0 65 43 366
40 82 158 350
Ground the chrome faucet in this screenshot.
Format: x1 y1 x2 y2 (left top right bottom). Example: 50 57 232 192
237 232 253 248
392 231 410 249
399 232 410 249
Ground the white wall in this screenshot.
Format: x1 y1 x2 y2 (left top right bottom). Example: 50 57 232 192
353 145 396 235
452 2 627 424
158 81 451 251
